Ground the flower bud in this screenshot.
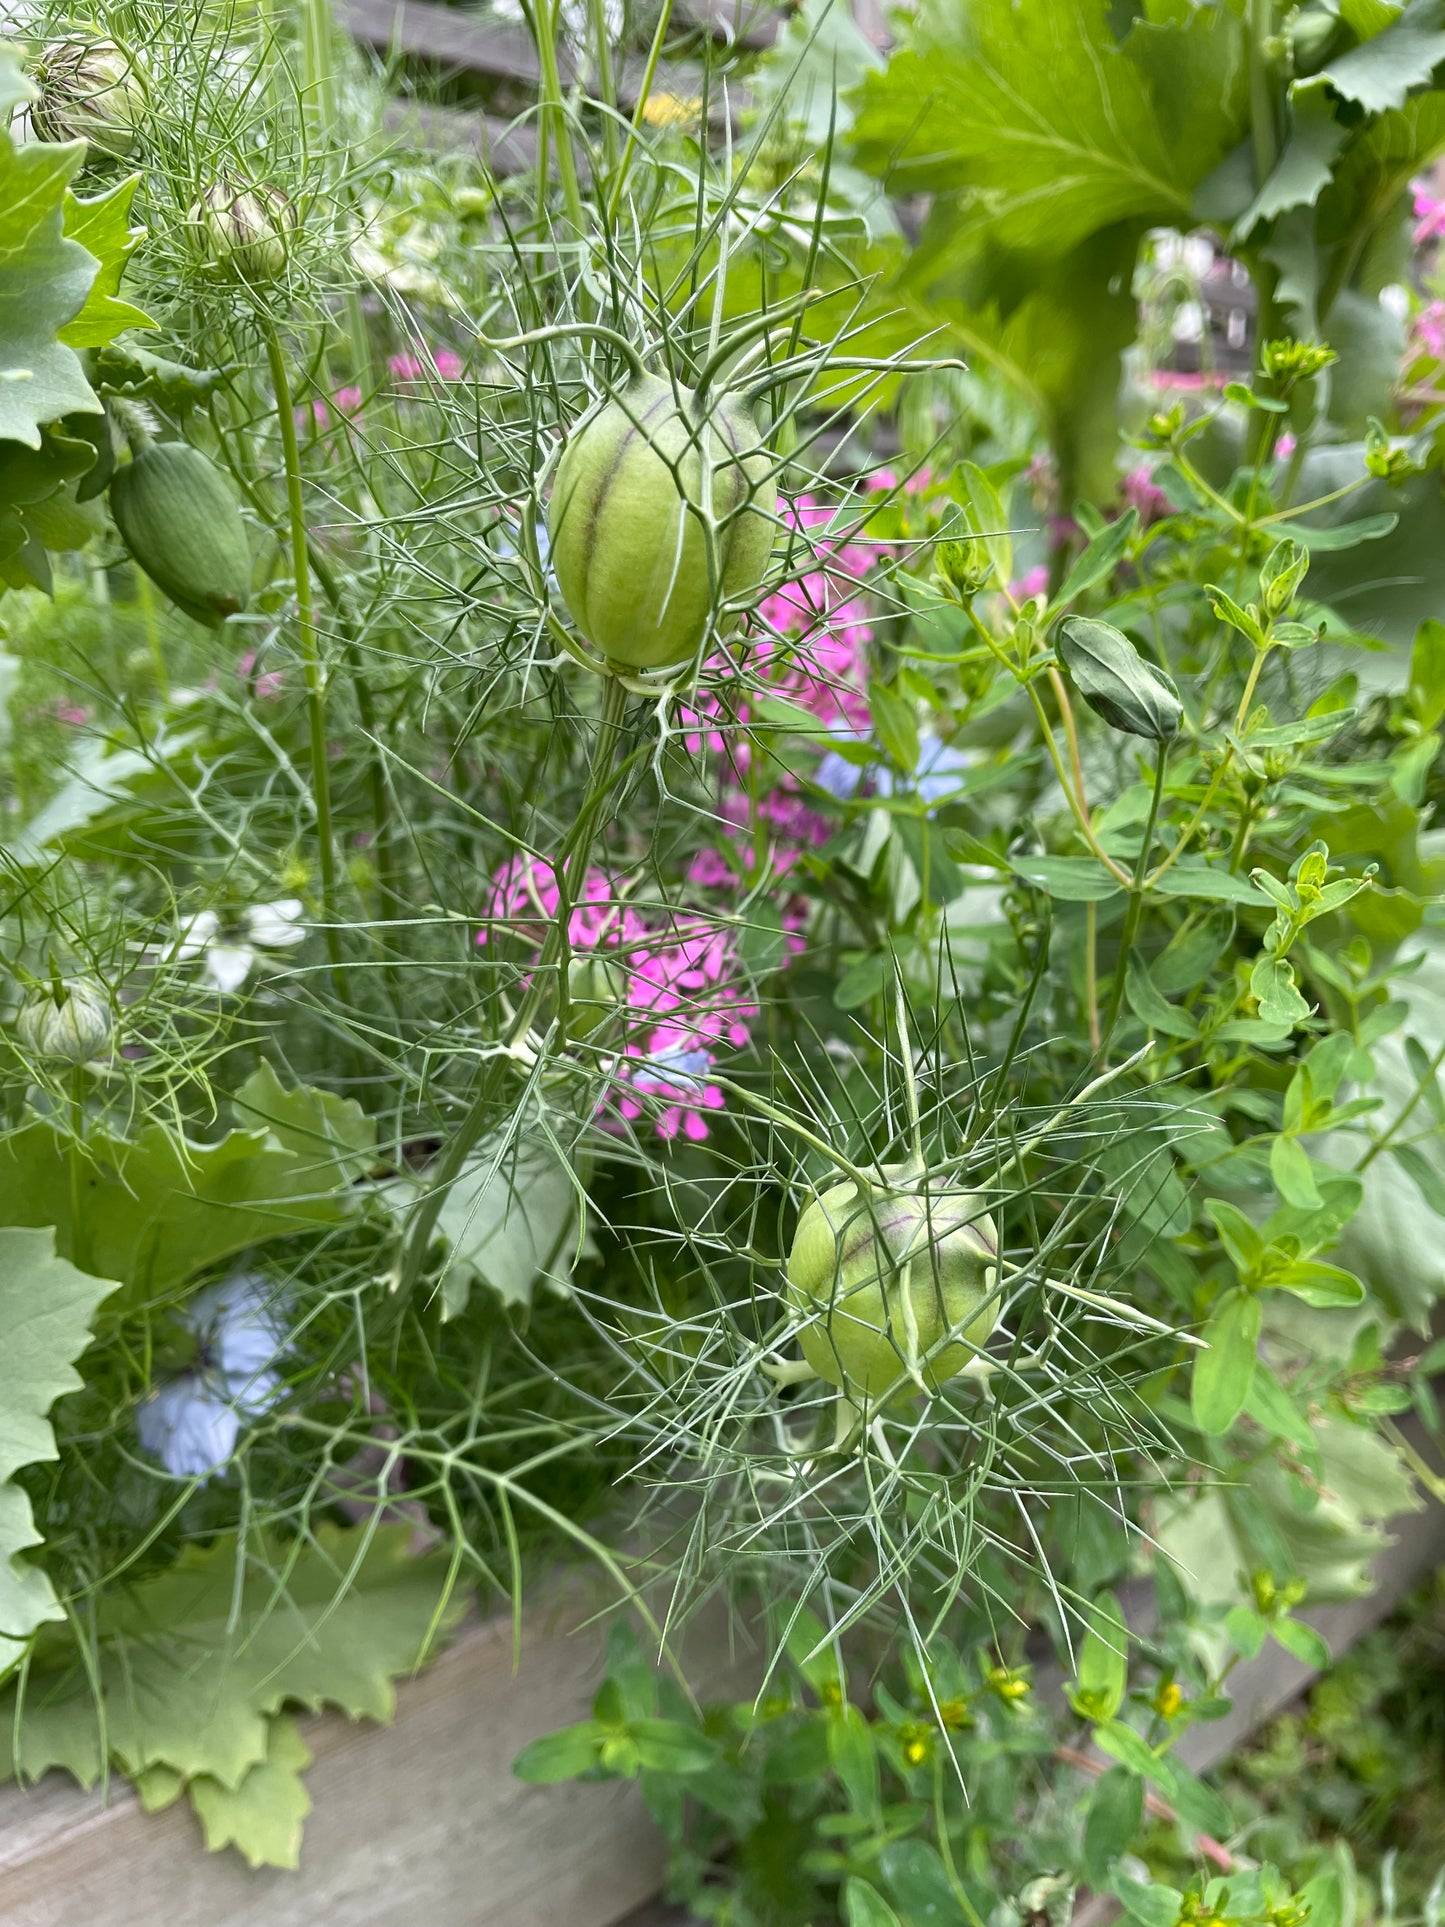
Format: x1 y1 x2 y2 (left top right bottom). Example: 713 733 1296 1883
786 1165 999 1401
31 38 144 157
547 372 776 671
1058 616 1183 743
16 981 112 1065
933 537 993 601
189 180 296 283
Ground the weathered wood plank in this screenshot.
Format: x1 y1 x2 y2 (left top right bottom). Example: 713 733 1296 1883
0 1593 746 1927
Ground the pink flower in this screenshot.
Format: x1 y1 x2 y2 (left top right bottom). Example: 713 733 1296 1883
1009 564 1048 602
53 702 89 726
1414 187 1445 246
388 348 464 383
1275 432 1297 461
1412 300 1445 362
237 650 283 700
477 856 758 1141
1121 463 1170 526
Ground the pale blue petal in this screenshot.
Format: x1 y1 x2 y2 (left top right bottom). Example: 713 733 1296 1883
136 1379 240 1479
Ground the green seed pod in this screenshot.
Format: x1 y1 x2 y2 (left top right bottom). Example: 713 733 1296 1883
31 38 144 157
16 981 112 1065
786 1166 999 1401
109 440 251 626
188 180 295 283
547 372 776 671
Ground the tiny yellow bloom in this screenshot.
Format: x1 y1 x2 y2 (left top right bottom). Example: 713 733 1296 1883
641 91 702 132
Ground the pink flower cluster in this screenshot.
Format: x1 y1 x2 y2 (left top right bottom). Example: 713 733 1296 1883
1415 187 1445 247
1412 301 1445 363
479 855 757 1141
296 348 465 433
681 492 890 880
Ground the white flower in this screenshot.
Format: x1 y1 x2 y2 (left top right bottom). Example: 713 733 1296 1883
136 1273 288 1479
171 898 305 992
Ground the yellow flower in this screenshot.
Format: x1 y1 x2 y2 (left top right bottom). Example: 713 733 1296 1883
641 92 701 132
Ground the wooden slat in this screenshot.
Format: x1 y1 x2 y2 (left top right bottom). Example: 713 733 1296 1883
0 1592 749 1927
381 95 540 173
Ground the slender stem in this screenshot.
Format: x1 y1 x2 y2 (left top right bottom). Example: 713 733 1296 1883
585 0 617 170
894 975 926 1170
1099 749 1169 1055
1084 900 1101 1053
266 327 345 984
990 1043 1153 1182
531 0 586 237
606 0 674 224
1357 1032 1445 1171
963 606 1130 884
68 1068 88 1273
1047 665 1091 830
397 674 632 1301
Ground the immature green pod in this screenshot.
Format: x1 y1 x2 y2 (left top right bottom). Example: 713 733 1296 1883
189 181 295 283
786 1166 999 1401
547 372 776 671
109 440 251 626
16 981 112 1065
31 38 144 157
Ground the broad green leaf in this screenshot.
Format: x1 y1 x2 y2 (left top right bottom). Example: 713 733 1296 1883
0 1117 360 1300
1054 509 1137 605
0 1229 118 1677
1072 1589 1128 1721
1322 0 1445 113
957 461 1012 590
629 1718 716 1774
1125 954 1199 1039
1191 1289 1261 1435
1234 82 1348 238
1008 854 1123 901
1272 1615 1332 1670
1244 1363 1317 1450
1271 1259 1366 1306
1224 1604 1268 1657
0 111 101 445
4 1525 465 1799
1271 1134 1324 1210
1151 866 1270 906
1289 513 1399 551
1251 956 1313 1026
1205 1197 1266 1273
829 1703 881 1820
1393 1139 1445 1215
405 1129 578 1317
1152 909 1234 994
190 1716 312 1871
513 1722 603 1783
851 0 1196 250
844 1878 904 1927
1408 617 1445 728
880 1840 969 1926
1112 1874 1184 1927
869 677 920 771
232 1061 378 1186
1300 1873 1345 1927
1083 1766 1143 1887
59 176 153 349
1094 1717 1231 1838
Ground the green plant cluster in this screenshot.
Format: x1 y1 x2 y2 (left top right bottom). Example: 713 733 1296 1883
0 0 1442 1895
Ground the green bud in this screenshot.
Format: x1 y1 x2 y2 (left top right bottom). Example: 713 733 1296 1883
16 980 112 1065
31 38 144 157
1259 337 1336 388
548 372 776 671
1260 538 1308 619
1364 417 1415 485
189 180 296 283
933 537 993 601
1057 616 1183 743
786 1165 999 1401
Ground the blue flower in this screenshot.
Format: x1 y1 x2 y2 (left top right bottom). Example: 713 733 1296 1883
136 1273 288 1479
814 748 867 800
875 733 976 812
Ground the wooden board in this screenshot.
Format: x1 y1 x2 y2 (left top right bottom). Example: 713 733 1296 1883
0 1591 745 1927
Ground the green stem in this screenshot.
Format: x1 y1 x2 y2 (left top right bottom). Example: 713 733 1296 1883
68 1068 87 1273
1099 747 1169 1055
265 327 345 985
606 0 674 224
1357 1032 1445 1172
532 0 586 237
396 673 632 1301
